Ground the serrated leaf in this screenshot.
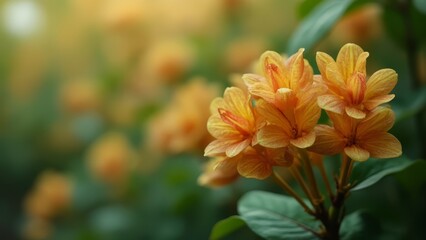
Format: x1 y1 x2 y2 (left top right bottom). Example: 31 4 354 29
350 157 415 191
340 211 381 240
287 0 353 53
209 215 246 240
238 191 318 240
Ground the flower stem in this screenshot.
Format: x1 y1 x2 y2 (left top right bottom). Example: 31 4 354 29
272 170 315 215
318 160 334 199
338 154 353 191
322 154 354 240
298 149 323 204
290 166 315 206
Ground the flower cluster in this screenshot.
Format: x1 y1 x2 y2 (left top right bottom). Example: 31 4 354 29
203 43 402 183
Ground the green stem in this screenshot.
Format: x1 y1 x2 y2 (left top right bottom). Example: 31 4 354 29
290 166 316 206
272 170 315 215
298 149 322 204
318 160 334 199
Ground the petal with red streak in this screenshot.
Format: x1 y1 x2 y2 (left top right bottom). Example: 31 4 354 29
207 115 240 138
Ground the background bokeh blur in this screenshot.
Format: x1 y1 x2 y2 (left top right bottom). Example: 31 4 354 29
0 0 425 239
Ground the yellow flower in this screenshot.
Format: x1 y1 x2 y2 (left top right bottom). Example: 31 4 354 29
310 107 402 161
243 49 314 103
207 146 294 180
236 146 293 179
197 157 239 188
204 87 257 157
316 43 397 119
242 50 322 149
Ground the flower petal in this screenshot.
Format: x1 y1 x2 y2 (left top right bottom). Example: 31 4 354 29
204 139 233 156
327 111 354 136
344 145 370 162
354 52 369 76
318 94 345 114
207 115 239 138
214 156 239 174
256 99 291 128
274 88 297 122
226 138 251 157
357 107 395 137
364 94 395 111
210 97 225 114
223 87 253 120
290 130 316 148
260 51 287 90
250 83 276 102
242 73 264 86
257 125 290 148
365 69 397 100
346 72 366 105
295 95 321 132
198 157 239 187
237 154 272 179
287 48 306 90
325 62 346 95
360 132 402 159
309 125 345 155
316 52 334 78
336 43 365 80
243 74 275 102
345 106 366 119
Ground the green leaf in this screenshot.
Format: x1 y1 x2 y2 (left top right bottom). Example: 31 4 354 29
350 157 415 191
414 0 426 14
238 191 318 240
287 0 353 53
340 211 381 240
297 0 324 19
209 215 246 240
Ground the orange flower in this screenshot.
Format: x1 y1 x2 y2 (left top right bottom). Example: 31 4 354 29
236 146 294 179
310 107 402 161
204 87 257 157
209 146 294 180
241 50 322 149
316 43 397 119
243 49 314 103
255 94 320 149
197 156 239 188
